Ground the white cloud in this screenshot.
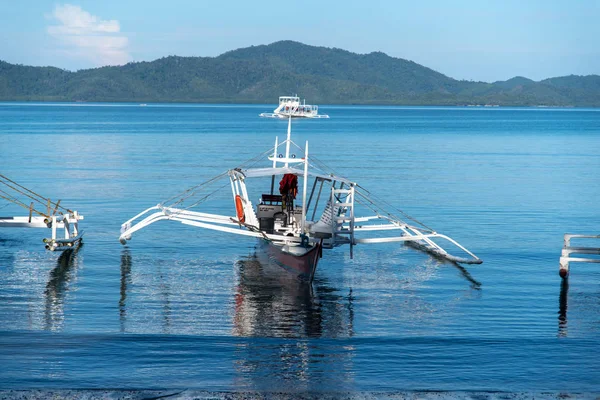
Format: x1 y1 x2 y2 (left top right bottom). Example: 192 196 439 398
47 4 130 67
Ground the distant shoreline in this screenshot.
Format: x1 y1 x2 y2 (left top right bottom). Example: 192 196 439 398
0 100 594 109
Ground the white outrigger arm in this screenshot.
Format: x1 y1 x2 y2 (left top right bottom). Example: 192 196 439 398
297 173 482 264
335 207 482 264
0 174 84 251
120 205 309 245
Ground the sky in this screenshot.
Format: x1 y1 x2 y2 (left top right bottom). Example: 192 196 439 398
0 0 598 82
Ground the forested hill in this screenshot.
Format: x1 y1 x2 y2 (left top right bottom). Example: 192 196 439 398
1 41 599 106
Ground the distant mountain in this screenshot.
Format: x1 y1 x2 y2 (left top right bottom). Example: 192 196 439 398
492 76 535 89
1 41 598 106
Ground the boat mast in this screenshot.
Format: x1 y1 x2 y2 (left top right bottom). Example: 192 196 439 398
284 116 291 167
301 140 308 234
270 136 278 195
273 136 279 168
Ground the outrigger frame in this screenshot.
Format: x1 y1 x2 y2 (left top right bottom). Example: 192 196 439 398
0 174 84 251
119 118 482 270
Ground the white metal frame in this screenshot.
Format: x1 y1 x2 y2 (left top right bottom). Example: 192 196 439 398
0 211 83 251
559 234 600 278
0 174 84 251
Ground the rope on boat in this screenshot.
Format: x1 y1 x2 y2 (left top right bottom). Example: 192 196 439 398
286 143 434 231
353 188 435 232
305 154 435 232
178 181 232 211
152 135 432 234
159 146 278 211
239 145 283 169
161 170 230 208
0 189 47 216
0 174 72 217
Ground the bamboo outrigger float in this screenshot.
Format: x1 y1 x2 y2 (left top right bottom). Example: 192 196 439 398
0 174 84 251
119 118 481 281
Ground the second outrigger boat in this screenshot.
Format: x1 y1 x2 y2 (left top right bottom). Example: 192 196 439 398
0 174 84 251
119 118 481 281
260 96 329 119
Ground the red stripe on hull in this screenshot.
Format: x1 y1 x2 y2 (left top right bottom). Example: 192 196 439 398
261 240 322 281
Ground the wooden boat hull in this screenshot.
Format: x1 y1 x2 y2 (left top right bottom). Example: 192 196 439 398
260 239 322 281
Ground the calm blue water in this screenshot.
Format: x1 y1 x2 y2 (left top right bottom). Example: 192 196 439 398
0 103 599 392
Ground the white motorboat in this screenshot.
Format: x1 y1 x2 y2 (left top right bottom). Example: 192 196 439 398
260 96 329 119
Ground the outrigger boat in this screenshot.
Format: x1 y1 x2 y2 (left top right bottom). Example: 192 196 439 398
0 174 84 251
119 118 481 281
259 96 329 119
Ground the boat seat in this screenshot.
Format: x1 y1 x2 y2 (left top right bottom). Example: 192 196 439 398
261 194 283 205
309 220 333 238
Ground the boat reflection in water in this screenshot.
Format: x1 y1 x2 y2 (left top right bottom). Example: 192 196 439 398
232 252 355 391
44 244 82 331
558 279 569 337
119 249 132 333
232 252 354 338
119 249 173 334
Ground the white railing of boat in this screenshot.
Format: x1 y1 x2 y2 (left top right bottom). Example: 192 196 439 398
0 213 83 251
259 112 330 119
559 234 600 278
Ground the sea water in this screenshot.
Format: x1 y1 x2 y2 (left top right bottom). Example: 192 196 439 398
0 103 599 393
